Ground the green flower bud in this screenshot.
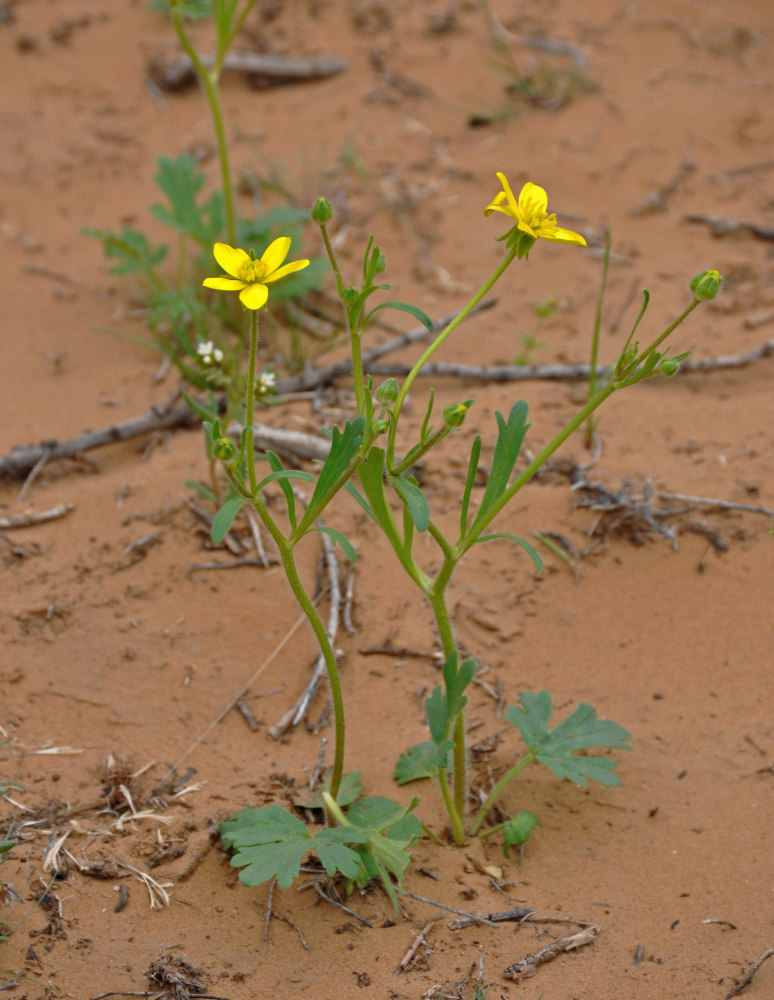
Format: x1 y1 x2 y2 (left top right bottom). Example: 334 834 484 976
372 418 388 434
342 285 359 305
443 398 475 427
212 436 237 461
311 196 333 224
689 269 722 302
375 377 399 406
659 358 680 377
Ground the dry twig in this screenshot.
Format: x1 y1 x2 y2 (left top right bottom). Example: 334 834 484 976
504 919 600 982
723 947 774 999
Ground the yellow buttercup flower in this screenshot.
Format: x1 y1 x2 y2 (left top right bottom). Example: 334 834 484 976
203 238 309 310
484 173 587 248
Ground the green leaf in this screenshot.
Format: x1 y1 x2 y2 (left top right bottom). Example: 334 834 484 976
220 804 365 889
312 526 357 563
313 828 366 879
390 475 430 532
469 401 530 536
294 770 364 810
266 450 297 530
149 0 211 17
425 684 448 746
506 691 632 787
356 447 403 550
344 479 375 519
184 478 216 503
344 796 422 907
460 434 482 537
473 533 543 571
295 417 365 534
366 300 434 332
181 390 219 423
394 740 454 784
501 811 541 857
151 154 224 248
254 469 316 492
211 497 245 545
82 225 167 280
425 653 476 747
443 653 477 720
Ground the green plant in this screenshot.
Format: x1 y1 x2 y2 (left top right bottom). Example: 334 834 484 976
203 174 720 902
86 0 326 419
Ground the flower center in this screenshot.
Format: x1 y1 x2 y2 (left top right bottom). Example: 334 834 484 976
239 259 268 283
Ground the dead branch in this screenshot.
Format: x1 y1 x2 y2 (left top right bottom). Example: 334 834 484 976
368 336 774 381
0 392 196 481
504 921 600 982
723 947 774 999
150 49 348 92
0 503 75 529
3 321 772 482
450 906 534 929
395 921 435 974
686 213 774 240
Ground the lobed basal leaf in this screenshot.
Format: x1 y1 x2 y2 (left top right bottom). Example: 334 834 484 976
506 690 632 787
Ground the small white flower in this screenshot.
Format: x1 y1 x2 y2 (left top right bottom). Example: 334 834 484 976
256 370 277 394
196 341 224 365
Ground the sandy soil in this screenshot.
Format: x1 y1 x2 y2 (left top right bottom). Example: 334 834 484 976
1 1 773 998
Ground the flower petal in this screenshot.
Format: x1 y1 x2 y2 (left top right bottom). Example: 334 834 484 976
263 258 310 283
260 237 292 275
496 173 522 220
518 182 548 221
213 243 250 278
203 277 247 291
542 226 587 246
483 191 510 217
240 282 269 310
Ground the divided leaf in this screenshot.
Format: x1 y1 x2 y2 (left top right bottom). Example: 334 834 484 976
506 691 632 787
468 401 530 537
394 740 454 784
296 417 365 533
220 804 365 889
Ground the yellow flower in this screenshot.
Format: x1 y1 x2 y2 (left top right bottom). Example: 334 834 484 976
203 238 309 310
484 173 587 247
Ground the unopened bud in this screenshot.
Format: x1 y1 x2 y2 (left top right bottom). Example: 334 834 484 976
659 358 680 377
212 437 237 461
376 377 399 406
311 196 333 224
443 398 475 428
689 269 722 302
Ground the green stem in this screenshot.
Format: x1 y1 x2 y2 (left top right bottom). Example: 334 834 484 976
252 498 347 803
245 310 258 496
317 221 365 412
170 5 237 247
387 245 519 467
427 559 467 845
628 299 699 373
586 228 611 445
470 753 534 835
461 381 618 551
